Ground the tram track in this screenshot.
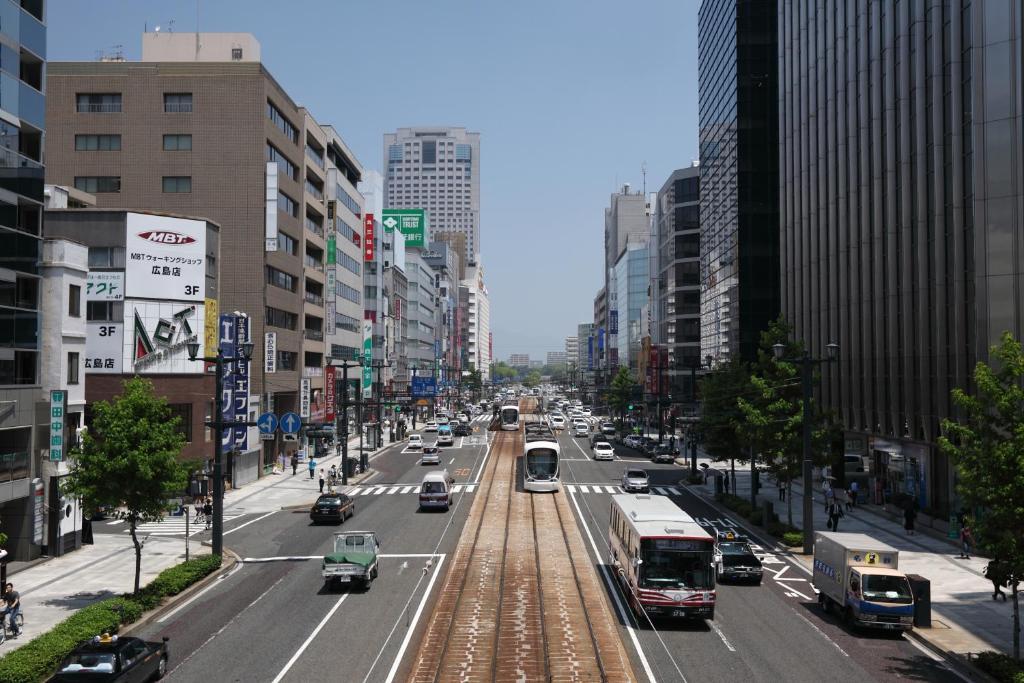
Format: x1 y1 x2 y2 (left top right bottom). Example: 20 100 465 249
407 399 637 682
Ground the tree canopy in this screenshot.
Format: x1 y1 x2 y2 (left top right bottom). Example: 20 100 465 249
63 377 190 593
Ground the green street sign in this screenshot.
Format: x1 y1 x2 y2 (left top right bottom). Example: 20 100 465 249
381 209 426 248
327 236 336 264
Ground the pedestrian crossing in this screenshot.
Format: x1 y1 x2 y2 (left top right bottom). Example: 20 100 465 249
107 513 245 537
335 483 684 497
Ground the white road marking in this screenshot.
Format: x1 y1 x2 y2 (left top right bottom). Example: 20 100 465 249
466 485 476 493
449 457 455 464
566 485 577 493
381 554 448 683
386 486 400 495
271 594 350 683
710 621 737 652
157 562 243 623
106 519 125 526
578 485 589 493
793 611 849 657
452 485 463 493
400 486 416 494
223 510 277 536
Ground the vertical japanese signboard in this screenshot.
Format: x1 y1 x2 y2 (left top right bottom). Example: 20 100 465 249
264 332 277 373
232 316 250 451
218 314 237 450
325 365 336 423
49 390 65 461
362 319 373 391
300 378 311 418
364 214 375 261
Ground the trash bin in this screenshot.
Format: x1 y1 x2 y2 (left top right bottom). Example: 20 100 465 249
905 574 931 627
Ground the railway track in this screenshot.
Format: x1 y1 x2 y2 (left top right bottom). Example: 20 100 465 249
407 401 636 682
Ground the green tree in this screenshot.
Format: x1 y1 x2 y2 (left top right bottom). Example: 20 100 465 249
465 368 483 401
63 377 190 594
939 332 1024 660
491 362 518 382
698 358 751 485
524 370 542 388
608 367 636 426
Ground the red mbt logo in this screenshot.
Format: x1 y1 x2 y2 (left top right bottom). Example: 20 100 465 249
137 231 196 245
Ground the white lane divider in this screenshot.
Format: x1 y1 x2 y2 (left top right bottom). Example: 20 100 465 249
271 594 350 683
710 621 737 652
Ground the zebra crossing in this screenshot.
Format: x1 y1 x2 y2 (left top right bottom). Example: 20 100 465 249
564 484 684 496
107 513 245 537
335 483 683 498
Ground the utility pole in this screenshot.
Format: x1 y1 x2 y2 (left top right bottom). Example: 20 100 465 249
371 360 390 445
330 359 362 485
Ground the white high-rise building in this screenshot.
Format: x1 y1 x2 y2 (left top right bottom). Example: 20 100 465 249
461 263 490 381
383 127 481 259
564 336 578 366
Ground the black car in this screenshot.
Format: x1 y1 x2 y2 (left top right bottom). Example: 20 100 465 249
652 444 677 464
49 635 168 682
453 424 472 437
589 433 610 448
310 493 355 524
716 541 764 584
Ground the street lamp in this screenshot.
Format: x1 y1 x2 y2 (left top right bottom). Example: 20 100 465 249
328 358 363 486
186 340 254 558
771 340 839 555
687 354 715 476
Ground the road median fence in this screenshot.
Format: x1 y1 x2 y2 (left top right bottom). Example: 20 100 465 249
0 554 222 683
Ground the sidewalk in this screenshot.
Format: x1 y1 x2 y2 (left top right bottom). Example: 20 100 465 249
0 433 395 657
690 467 1012 658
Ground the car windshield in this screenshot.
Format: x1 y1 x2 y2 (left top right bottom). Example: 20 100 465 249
863 575 914 604
317 497 341 506
60 652 117 673
334 534 372 553
422 481 446 494
625 470 646 479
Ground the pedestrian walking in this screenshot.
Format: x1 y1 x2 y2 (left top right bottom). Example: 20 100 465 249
308 456 317 479
903 501 917 535
723 474 730 494
202 498 212 530
958 523 974 559
291 453 298 476
778 475 787 501
318 470 325 494
2 582 21 638
849 480 859 508
826 500 844 532
985 559 1008 601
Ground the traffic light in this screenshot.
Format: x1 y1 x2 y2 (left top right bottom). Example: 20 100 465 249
394 406 401 414
628 404 634 411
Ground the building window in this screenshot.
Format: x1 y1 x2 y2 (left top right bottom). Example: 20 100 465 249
68 284 81 317
167 403 193 442
336 249 361 276
335 185 361 216
265 306 297 330
266 143 298 181
266 100 298 144
265 266 296 291
162 176 192 193
75 134 121 151
74 176 121 193
163 134 192 151
87 247 125 268
67 352 79 385
163 93 193 113
337 281 360 304
87 300 123 322
76 93 122 113
278 191 298 218
277 231 298 255
231 48 243 60
278 350 298 371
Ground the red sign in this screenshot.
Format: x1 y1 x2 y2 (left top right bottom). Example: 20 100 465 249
325 365 336 423
363 214 375 261
395 298 401 321
136 231 195 245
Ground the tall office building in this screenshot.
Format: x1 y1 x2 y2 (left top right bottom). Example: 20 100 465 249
460 263 490 381
546 351 567 366
654 165 701 401
383 127 480 259
564 336 578 366
778 0 1024 515
508 354 530 368
0 0 46 559
46 33 365 471
698 0 780 364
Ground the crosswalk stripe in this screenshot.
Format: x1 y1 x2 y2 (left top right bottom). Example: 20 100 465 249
605 486 617 494
578 485 589 493
667 487 681 495
386 486 400 495
401 486 416 494
452 485 463 493
372 486 388 495
566 485 576 493
654 487 668 495
466 485 476 493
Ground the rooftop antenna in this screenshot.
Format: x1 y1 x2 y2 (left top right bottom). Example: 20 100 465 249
168 19 175 33
641 162 647 195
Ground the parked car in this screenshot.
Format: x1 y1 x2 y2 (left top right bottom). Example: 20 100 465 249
49 635 169 682
421 445 442 466
716 540 764 584
310 493 355 524
622 434 642 449
621 468 650 493
592 442 615 461
322 531 380 589
407 434 424 450
652 444 676 464
423 421 438 432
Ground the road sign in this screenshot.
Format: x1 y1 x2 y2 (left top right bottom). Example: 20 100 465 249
257 412 278 435
280 411 301 434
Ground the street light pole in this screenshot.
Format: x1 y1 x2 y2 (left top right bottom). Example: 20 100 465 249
773 341 839 555
329 359 362 486
187 340 255 559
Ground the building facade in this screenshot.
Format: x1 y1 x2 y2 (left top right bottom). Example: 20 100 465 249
778 0 1024 516
546 351 567 366
460 263 490 381
45 33 364 470
612 239 650 373
508 354 530 368
698 0 780 364
0 0 47 560
383 127 481 259
564 336 578 366
655 165 702 401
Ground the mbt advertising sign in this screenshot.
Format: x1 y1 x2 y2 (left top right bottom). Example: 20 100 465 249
125 212 206 301
124 301 205 374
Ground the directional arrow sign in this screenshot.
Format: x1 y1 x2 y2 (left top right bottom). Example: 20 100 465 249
257 412 278 435
280 411 301 434
382 216 398 230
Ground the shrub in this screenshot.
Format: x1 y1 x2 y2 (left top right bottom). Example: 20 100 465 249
0 554 221 683
782 531 804 547
973 651 1024 683
747 509 764 526
686 473 704 485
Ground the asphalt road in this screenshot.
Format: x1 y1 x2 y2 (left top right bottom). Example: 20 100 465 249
136 417 493 683
133 416 967 682
554 428 965 683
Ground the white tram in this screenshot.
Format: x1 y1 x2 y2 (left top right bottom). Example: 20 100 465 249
608 494 717 621
500 404 520 431
523 423 560 492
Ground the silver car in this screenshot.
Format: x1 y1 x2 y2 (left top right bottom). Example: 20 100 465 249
421 446 441 466
621 468 650 493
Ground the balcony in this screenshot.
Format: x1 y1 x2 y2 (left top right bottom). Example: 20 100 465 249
304 328 324 342
164 102 193 113
304 291 324 307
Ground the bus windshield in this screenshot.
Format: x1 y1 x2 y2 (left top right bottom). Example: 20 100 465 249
639 539 714 590
501 408 518 424
526 449 557 479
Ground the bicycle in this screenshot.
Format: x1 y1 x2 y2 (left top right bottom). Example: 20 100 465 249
0 610 24 645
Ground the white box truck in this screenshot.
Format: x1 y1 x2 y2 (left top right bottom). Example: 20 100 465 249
812 532 915 632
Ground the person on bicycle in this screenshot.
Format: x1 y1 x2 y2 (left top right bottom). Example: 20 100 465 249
2 583 20 638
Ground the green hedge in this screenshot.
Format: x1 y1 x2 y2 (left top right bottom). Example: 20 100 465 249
973 651 1024 683
0 554 221 683
717 493 806 547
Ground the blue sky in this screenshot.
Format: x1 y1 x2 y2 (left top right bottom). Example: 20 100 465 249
48 0 700 361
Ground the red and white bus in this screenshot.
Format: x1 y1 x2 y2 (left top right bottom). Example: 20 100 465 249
608 494 717 621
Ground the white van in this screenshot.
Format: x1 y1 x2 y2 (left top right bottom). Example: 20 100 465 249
419 470 455 511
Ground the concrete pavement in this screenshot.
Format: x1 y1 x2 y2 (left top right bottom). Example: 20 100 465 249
690 466 1011 659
